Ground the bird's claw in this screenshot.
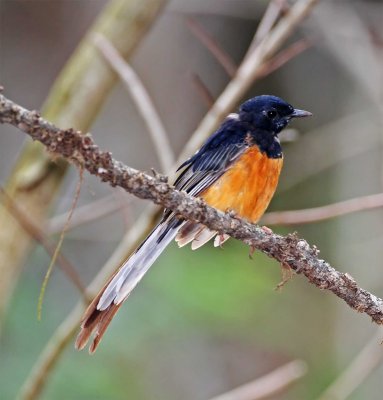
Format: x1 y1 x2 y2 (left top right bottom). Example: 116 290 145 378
275 263 294 290
248 245 256 259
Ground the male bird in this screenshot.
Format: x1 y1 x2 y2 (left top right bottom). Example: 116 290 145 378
76 95 311 353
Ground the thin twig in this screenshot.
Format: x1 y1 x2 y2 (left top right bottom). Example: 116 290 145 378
254 37 312 79
178 0 319 163
0 187 87 297
262 192 383 225
48 191 132 235
2 92 383 328
94 33 175 173
37 169 84 320
47 194 118 235
190 72 215 107
209 360 307 400
249 0 287 52
317 328 383 400
113 188 133 228
190 34 311 110
18 304 83 400
186 17 237 77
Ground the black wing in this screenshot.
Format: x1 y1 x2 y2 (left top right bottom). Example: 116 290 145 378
174 116 249 196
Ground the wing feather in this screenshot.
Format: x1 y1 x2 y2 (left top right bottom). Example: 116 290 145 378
174 142 248 196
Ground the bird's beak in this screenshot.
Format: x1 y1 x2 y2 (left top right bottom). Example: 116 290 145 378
291 108 312 118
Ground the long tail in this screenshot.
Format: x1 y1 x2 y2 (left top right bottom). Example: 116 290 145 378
75 215 183 353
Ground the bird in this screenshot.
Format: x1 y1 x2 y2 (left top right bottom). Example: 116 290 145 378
75 95 312 353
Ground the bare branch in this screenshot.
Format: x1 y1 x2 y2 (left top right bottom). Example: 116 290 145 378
190 37 311 110
254 37 312 80
47 194 118 235
0 187 87 298
317 328 383 400
248 0 288 53
93 33 175 172
19 303 86 400
190 72 215 108
186 17 237 77
2 92 383 328
262 192 383 225
209 360 307 400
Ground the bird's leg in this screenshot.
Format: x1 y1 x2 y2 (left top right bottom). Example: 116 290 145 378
248 244 256 259
214 233 230 248
275 262 294 290
249 226 273 259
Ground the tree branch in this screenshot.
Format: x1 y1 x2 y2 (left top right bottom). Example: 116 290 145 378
186 16 237 77
317 328 383 400
262 192 383 225
2 92 383 327
209 359 307 400
0 187 87 297
47 193 118 234
93 33 175 173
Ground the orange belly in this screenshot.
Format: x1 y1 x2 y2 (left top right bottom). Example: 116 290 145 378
200 147 283 222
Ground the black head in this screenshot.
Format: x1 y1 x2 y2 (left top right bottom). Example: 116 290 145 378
239 95 312 135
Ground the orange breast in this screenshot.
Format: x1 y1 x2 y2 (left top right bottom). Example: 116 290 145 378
200 146 283 222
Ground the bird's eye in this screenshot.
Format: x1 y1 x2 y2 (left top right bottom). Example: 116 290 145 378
267 110 277 119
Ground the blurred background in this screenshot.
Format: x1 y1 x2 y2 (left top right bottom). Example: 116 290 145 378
1 0 383 399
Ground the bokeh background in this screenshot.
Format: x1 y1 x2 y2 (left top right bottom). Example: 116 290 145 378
1 0 383 399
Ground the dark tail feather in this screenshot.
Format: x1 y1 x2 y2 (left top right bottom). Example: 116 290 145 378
75 300 122 354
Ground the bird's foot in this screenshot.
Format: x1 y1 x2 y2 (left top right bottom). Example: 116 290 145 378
248 244 256 259
275 263 294 291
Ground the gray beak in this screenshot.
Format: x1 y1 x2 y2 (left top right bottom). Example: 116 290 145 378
291 108 312 118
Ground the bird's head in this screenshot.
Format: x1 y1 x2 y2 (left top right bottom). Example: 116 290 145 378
239 95 312 135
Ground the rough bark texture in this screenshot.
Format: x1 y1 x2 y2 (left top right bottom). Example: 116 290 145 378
1 92 383 325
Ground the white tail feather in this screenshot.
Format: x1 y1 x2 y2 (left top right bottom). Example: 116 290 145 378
214 234 230 247
191 228 217 250
175 223 203 247
97 217 184 310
